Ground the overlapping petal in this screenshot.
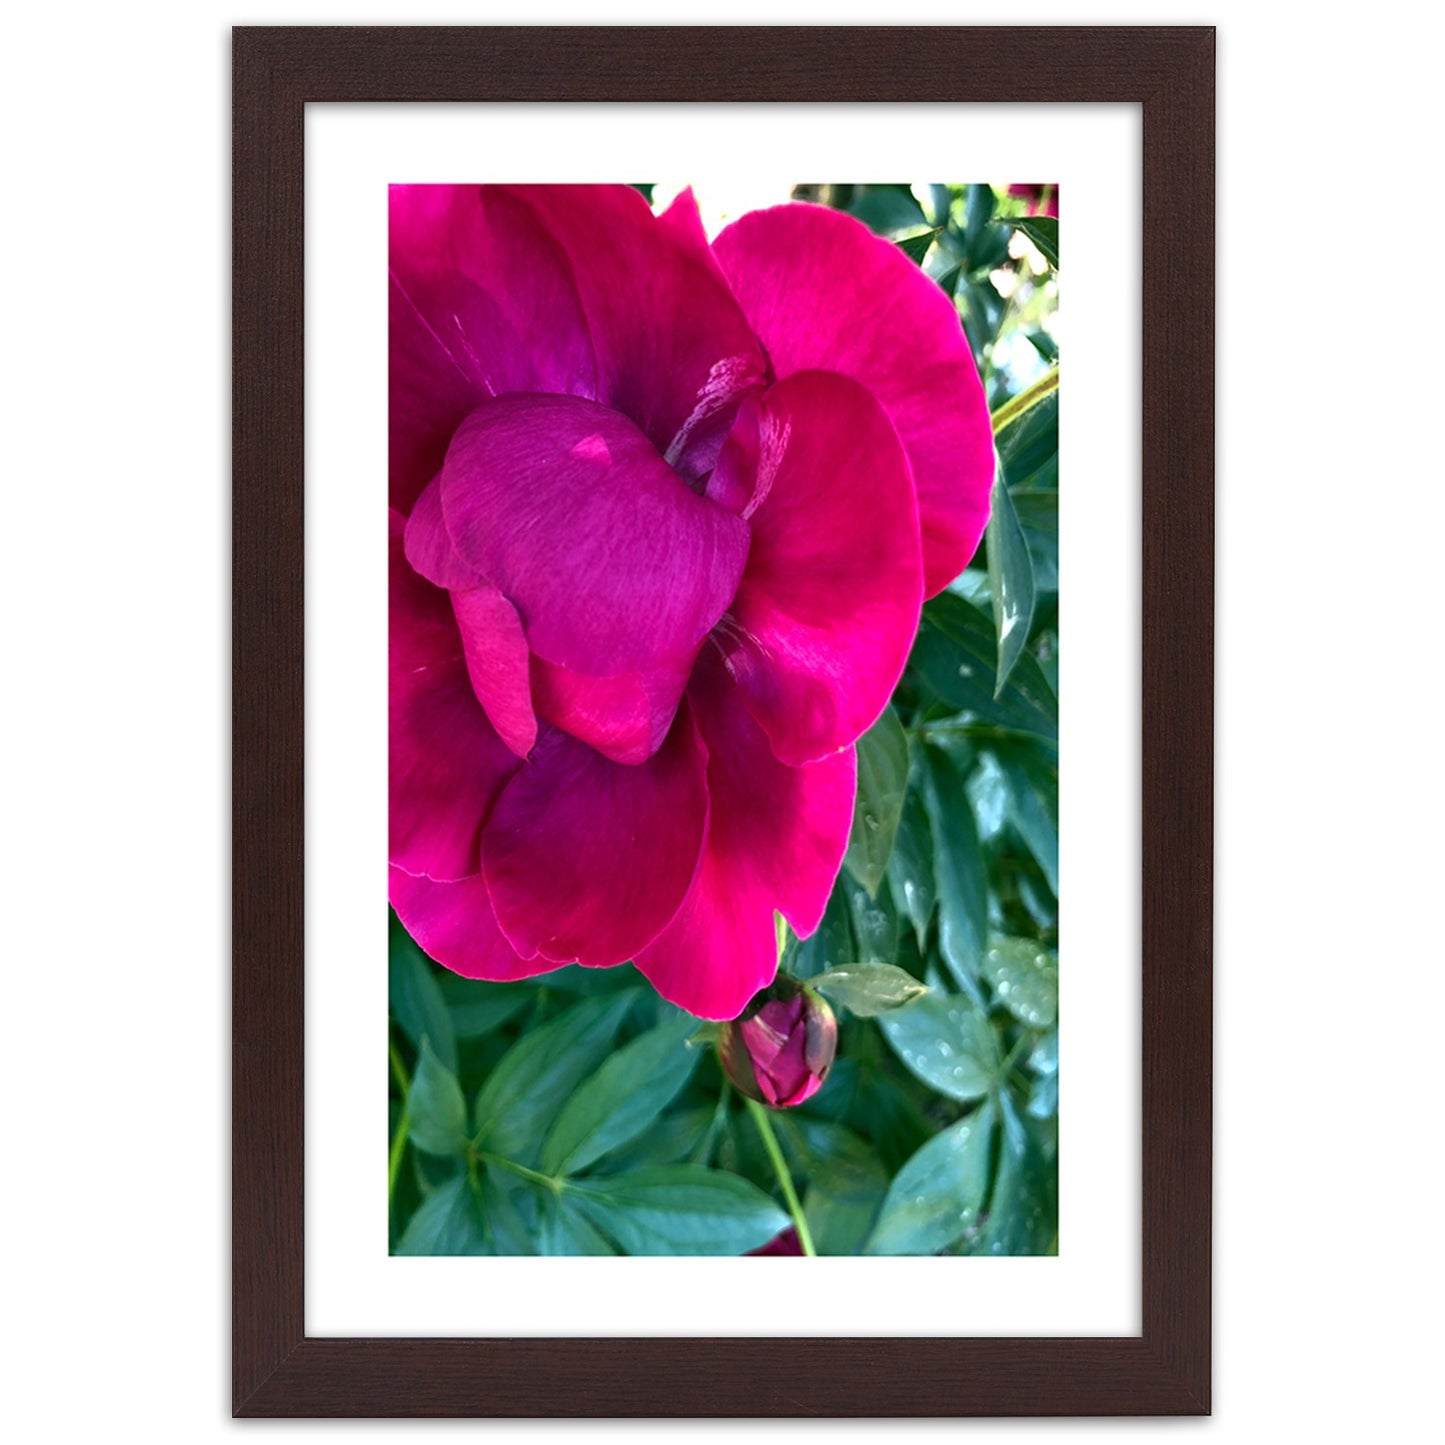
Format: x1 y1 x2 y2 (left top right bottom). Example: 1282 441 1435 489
709 370 924 767
635 653 857 1020
439 393 750 679
389 185 597 514
389 868 555 981
713 201 994 595
481 709 710 968
493 185 767 479
389 531 520 880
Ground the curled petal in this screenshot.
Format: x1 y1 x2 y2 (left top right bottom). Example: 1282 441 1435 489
713 201 994 594
389 534 520 880
635 652 857 1020
493 185 766 479
481 708 710 968
714 370 924 766
389 868 554 979
440 394 749 679
529 652 693 767
449 585 537 760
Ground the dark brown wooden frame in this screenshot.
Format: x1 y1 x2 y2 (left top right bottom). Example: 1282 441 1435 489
233 24 1213 1418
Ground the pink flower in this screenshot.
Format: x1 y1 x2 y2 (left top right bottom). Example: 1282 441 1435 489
388 185 993 1019
718 982 838 1107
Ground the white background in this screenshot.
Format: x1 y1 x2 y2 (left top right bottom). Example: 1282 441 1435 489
4 0 1439 1438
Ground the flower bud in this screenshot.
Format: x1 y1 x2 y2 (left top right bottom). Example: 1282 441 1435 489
747 1226 803 1256
718 977 837 1107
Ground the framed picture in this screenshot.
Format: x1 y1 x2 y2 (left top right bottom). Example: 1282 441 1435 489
234 25 1213 1417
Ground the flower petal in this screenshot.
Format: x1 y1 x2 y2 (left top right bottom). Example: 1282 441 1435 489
449 585 537 760
440 394 750 678
389 868 553 979
390 535 521 881
389 184 598 513
481 708 710 968
529 653 692 767
713 369 924 766
713 201 994 595
493 185 766 480
634 653 857 1020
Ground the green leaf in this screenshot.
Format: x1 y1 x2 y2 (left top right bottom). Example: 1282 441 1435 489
389 912 456 1071
895 227 941 265
996 391 1058 492
1011 216 1058 268
1011 490 1059 591
540 1013 700 1177
865 1100 996 1255
982 938 1058 1028
885 781 936 947
842 869 900 965
921 744 989 990
776 1117 888 1257
984 470 1037 694
567 1166 790 1256
603 1106 716 1172
844 703 910 897
811 964 927 1017
848 184 926 236
911 592 1058 745
440 980 530 1039
964 1099 1056 1255
480 1164 539 1256
996 742 1059 893
877 993 999 1100
535 1191 617 1256
473 991 636 1165
394 1174 488 1256
406 1037 469 1156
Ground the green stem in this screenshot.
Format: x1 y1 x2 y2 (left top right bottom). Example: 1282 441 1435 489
745 1098 817 1257
990 366 1059 437
475 1151 562 1194
387 1040 411 1207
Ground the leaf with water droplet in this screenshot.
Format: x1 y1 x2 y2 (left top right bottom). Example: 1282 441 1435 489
812 963 928 1017
877 992 998 1100
982 937 1058 1028
843 704 910 898
885 775 936 947
864 1099 997 1255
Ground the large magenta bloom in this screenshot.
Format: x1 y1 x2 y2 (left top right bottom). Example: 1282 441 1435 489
388 185 993 1019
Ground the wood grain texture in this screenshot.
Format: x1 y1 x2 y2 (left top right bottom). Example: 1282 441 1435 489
232 24 1213 1418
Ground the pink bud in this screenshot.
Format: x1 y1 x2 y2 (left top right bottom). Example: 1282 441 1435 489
718 978 838 1108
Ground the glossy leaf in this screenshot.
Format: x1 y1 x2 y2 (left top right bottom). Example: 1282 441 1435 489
842 869 900 965
877 993 999 1101
983 937 1059 1028
964 1098 1056 1255
540 1012 700 1176
811 964 928 1017
984 470 1037 694
911 593 1059 745
536 1192 618 1256
921 743 989 990
844 703 910 898
1011 489 1059 591
885 781 936 947
996 391 1058 492
568 1166 790 1256
997 742 1060 893
406 1037 469 1156
472 991 636 1165
865 1100 996 1255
